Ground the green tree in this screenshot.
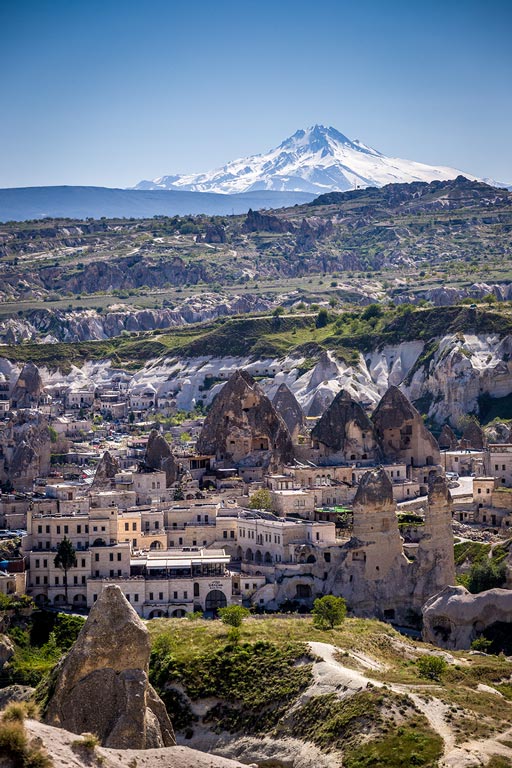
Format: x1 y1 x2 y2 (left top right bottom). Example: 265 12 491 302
416 655 446 681
54 537 77 606
315 308 329 328
218 605 250 628
312 595 347 629
248 488 273 510
467 558 506 594
361 303 383 321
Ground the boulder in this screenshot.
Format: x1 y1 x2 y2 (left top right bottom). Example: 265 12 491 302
422 585 512 649
43 585 175 749
0 685 34 710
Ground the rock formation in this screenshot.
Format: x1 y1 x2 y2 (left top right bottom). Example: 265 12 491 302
438 424 458 450
0 410 52 491
371 386 440 467
43 585 175 749
422 585 512 649
311 389 380 461
299 350 346 417
327 468 410 620
142 429 178 486
91 450 120 490
413 475 456 600
0 634 14 671
460 420 486 450
196 370 293 469
272 383 305 442
242 208 294 234
10 363 46 409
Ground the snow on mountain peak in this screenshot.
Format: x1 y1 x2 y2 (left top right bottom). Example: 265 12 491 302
134 126 476 195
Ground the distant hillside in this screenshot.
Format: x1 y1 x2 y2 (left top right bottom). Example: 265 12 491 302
0 186 315 222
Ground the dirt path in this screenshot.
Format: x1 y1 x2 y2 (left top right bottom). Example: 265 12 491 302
308 641 512 768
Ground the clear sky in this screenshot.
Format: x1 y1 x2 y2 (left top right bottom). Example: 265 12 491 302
1 0 511 188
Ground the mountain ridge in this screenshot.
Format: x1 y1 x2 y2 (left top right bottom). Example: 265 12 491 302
135 124 478 194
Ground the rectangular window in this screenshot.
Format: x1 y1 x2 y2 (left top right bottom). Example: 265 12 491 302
149 592 154 600
45 525 50 533
43 559 47 567
124 522 129 531
183 591 188 599
159 592 163 600
134 594 139 602
117 553 122 561
35 559 40 568
73 576 78 584
37 525 42 534
81 559 86 568
56 525 61 534
35 576 40 585
55 576 59 585
95 553 99 562
77 525 81 534
109 569 114 577
173 591 177 599
126 594 131 602
223 531 227 539
82 576 86 584
132 522 136 531
64 525 68 534
109 553 114 561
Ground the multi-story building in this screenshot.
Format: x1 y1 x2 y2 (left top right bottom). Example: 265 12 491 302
22 502 238 616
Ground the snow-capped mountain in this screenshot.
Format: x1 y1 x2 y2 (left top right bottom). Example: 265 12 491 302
135 125 477 195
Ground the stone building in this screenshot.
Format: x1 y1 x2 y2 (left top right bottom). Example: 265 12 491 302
371 386 440 468
196 370 293 469
311 389 381 463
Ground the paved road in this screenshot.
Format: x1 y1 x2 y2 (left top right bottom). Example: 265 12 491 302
450 476 473 497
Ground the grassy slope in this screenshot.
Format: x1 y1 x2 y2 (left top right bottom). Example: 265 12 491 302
146 615 512 766
2 305 512 371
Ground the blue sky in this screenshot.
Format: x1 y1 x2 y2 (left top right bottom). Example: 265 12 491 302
1 0 511 187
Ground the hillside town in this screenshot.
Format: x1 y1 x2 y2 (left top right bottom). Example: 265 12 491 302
0 358 510 634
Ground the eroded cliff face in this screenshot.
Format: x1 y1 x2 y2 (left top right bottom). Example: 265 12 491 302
3 331 512 426
0 294 274 343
